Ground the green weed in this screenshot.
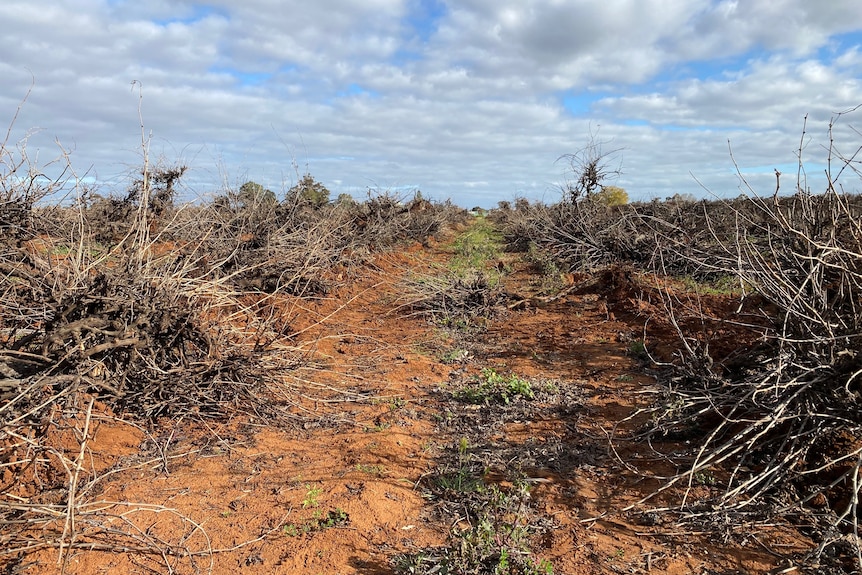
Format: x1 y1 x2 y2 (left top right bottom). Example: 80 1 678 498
449 216 505 278
439 348 471 364
371 396 406 410
282 508 349 537
456 368 535 405
302 485 322 509
694 470 717 486
525 243 567 295
435 467 484 493
679 273 742 296
394 483 553 574
628 340 647 359
434 438 484 494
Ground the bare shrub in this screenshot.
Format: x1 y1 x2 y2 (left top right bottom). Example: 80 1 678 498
395 269 503 327
557 131 622 203
165 185 466 300
0 154 297 568
637 111 862 570
344 190 468 248
495 196 643 270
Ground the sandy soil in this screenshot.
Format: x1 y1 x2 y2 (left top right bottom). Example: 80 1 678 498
8 232 811 575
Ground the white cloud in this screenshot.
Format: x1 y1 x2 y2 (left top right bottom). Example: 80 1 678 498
1 0 861 207
598 53 862 132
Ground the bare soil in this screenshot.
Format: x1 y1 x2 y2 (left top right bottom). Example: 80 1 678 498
9 231 811 575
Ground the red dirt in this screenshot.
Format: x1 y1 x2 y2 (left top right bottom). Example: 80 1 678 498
8 232 811 575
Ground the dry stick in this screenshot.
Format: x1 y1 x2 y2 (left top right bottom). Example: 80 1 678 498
201 511 291 555
2 376 78 428
689 385 814 510
86 504 213 570
851 452 862 571
8 502 292 563
58 396 95 572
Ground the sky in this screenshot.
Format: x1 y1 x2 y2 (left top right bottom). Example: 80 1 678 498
1 0 861 208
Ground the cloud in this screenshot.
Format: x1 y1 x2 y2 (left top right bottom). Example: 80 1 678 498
1 0 861 207
597 52 862 131
679 1 862 57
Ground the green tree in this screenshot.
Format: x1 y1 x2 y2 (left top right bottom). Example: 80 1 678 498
238 181 276 207
288 174 330 208
336 193 356 206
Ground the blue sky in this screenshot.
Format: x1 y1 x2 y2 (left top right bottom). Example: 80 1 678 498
1 1 861 207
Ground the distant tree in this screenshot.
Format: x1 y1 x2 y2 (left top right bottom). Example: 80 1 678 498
594 185 629 206
238 181 276 208
287 174 330 208
336 193 356 206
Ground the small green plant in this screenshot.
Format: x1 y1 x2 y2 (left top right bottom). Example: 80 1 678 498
364 421 391 432
302 485 322 509
525 243 567 295
525 243 557 276
628 340 647 359
440 348 471 364
371 396 406 410
456 368 535 405
395 483 552 574
319 507 349 528
282 508 349 537
434 438 484 493
435 465 484 493
394 552 435 574
694 470 717 486
497 547 510 573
